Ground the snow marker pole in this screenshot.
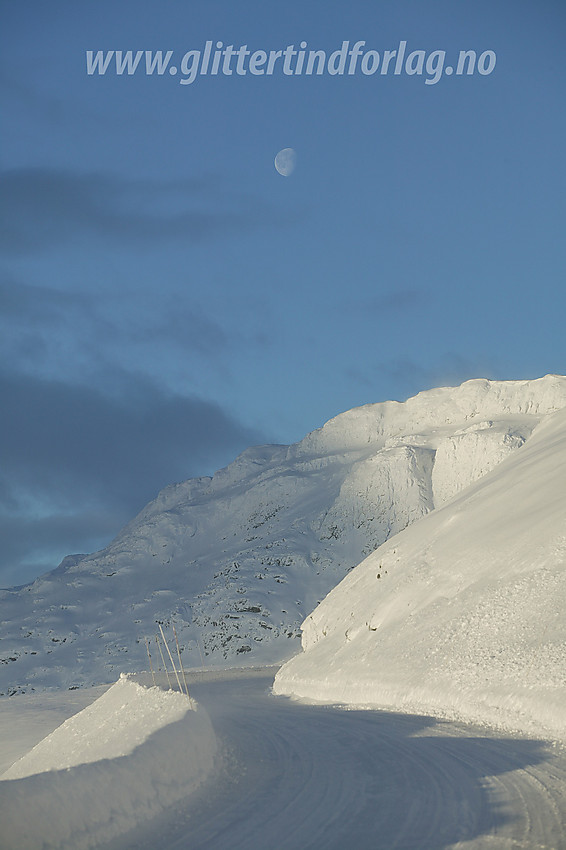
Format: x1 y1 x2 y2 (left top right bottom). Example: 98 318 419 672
159 623 183 694
145 637 156 687
197 639 205 669
172 624 190 698
155 631 172 690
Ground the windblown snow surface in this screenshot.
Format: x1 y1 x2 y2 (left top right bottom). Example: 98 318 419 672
0 675 216 850
274 402 566 742
2 375 566 695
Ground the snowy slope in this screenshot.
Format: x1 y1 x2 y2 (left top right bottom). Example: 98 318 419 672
0 675 216 850
274 404 566 741
1 375 566 694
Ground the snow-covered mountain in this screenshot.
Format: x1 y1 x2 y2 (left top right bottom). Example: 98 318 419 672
274 395 566 741
2 375 566 695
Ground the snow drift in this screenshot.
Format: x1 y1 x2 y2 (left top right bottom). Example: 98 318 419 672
2 375 566 693
0 675 216 850
274 405 566 741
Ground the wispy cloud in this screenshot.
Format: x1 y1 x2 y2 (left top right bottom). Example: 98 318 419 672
381 354 499 398
0 368 263 586
0 271 276 587
0 167 280 255
335 288 429 320
0 275 248 388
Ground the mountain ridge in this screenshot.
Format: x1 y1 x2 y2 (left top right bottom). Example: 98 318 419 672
1 375 565 695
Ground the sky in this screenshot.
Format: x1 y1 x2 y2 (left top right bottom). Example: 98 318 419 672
1 0 565 587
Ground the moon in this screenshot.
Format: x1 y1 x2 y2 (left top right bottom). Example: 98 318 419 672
274 148 296 177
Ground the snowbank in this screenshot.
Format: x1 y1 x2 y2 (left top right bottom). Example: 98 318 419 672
0 675 216 849
274 407 566 742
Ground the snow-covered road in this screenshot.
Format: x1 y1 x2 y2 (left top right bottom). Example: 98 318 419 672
107 670 566 850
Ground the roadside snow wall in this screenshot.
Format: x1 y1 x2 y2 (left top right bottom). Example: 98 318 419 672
274 407 566 742
0 675 216 850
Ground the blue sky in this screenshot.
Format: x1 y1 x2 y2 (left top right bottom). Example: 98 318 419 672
1 0 565 586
